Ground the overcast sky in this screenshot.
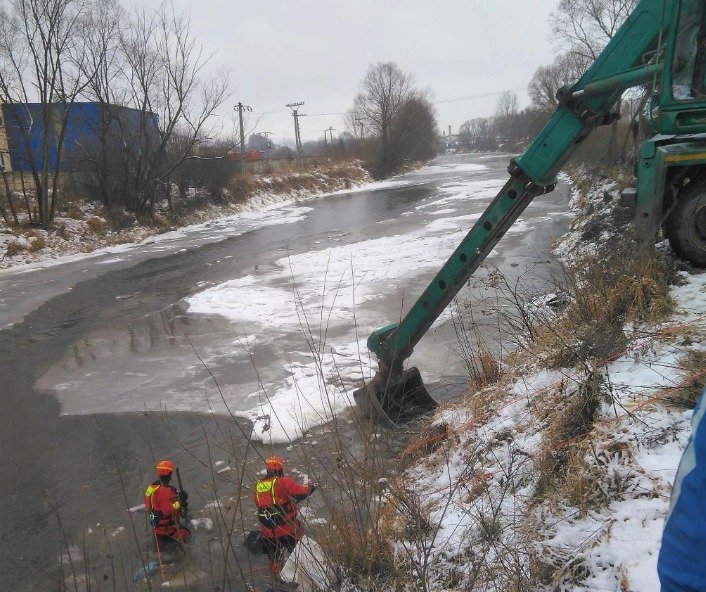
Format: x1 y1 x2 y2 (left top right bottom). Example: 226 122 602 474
146 0 562 146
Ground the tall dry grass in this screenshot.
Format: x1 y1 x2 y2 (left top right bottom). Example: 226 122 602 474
532 249 675 369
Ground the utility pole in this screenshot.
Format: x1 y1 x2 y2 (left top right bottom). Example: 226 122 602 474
286 102 305 154
235 102 252 154
296 113 306 153
326 127 335 157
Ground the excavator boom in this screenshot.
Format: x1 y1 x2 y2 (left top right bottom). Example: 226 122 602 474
355 0 679 426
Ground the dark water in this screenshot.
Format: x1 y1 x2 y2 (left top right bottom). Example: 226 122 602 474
0 155 570 590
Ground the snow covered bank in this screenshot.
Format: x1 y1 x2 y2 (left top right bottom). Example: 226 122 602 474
0 162 372 270
368 167 706 591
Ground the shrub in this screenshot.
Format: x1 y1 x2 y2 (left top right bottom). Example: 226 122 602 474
5 240 25 256
535 248 675 368
152 213 171 231
535 373 604 498
28 234 46 252
85 216 106 234
65 201 84 220
105 208 136 231
55 223 70 241
17 230 47 252
665 350 706 409
228 173 258 201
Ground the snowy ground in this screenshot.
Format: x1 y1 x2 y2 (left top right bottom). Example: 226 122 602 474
382 169 706 591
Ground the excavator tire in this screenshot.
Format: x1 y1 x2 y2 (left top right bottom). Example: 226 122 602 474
666 180 706 268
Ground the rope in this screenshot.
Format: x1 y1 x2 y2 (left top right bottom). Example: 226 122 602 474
151 528 167 582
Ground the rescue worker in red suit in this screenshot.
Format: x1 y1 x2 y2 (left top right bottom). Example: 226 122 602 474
144 460 190 551
254 455 316 576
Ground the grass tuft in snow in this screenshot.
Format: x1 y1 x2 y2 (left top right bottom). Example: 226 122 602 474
664 349 706 409
535 372 605 502
534 248 676 369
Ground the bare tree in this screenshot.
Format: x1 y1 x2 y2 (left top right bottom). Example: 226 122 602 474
76 0 128 208
86 5 230 215
528 52 590 110
343 108 361 138
551 0 638 61
389 95 438 164
0 0 100 227
495 91 519 119
551 0 639 164
494 91 521 147
353 62 414 168
459 118 494 152
134 8 229 215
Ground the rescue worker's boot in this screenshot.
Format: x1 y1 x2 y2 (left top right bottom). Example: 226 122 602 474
156 536 183 564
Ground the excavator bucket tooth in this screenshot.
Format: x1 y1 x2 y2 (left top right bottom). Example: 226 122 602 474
353 367 437 427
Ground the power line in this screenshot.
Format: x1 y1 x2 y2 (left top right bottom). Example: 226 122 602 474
433 88 525 104
251 88 522 119
305 111 347 117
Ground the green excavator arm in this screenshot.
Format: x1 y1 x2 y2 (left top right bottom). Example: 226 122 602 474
355 0 679 426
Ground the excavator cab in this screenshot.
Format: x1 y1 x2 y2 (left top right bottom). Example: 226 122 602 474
666 0 706 104
357 0 706 427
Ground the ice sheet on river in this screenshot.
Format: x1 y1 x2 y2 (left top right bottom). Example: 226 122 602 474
35 158 560 444
186 181 533 443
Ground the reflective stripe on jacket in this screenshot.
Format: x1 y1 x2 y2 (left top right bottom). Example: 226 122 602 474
253 475 310 539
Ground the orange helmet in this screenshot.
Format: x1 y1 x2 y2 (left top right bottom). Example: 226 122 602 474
156 460 175 476
265 455 283 471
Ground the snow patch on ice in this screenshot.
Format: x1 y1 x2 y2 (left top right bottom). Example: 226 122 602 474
186 201 505 441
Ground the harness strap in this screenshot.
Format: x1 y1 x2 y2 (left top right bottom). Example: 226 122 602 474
255 478 295 528
145 482 177 529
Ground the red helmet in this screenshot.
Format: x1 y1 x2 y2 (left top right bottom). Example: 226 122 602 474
265 455 283 471
156 460 175 476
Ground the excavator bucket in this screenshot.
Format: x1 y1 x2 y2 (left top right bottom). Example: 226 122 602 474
353 367 437 427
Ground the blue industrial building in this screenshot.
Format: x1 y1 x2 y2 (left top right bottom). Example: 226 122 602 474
1 102 159 173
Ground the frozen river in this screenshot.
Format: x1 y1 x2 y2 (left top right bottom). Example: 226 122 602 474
0 154 570 589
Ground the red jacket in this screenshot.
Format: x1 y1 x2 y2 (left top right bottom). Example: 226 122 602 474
254 475 312 539
144 481 188 539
